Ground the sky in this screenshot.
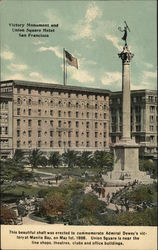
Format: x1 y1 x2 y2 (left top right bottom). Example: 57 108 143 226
0 0 157 91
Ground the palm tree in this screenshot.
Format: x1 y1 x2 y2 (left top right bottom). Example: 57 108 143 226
93 151 113 171
48 152 62 168
77 151 93 168
62 150 79 168
12 149 25 167
28 149 43 171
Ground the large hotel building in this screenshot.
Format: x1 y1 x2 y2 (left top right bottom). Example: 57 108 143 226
0 80 110 158
0 80 157 158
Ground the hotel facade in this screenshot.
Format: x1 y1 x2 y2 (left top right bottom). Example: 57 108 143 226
0 80 110 158
0 80 157 158
110 90 157 155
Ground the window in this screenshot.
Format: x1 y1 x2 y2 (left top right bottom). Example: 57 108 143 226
28 141 32 147
76 141 79 147
38 130 41 137
76 102 79 108
38 99 41 105
38 141 41 147
28 109 31 116
76 121 79 128
37 109 41 116
58 141 61 147
58 110 61 117
95 132 98 138
76 112 79 118
50 141 53 147
28 89 31 94
104 141 106 147
50 131 53 137
38 89 41 95
95 122 98 129
95 104 98 109
68 101 71 107
68 111 71 117
17 119 20 126
50 110 53 116
28 119 32 127
136 125 141 132
28 99 32 105
76 131 79 137
87 112 89 118
68 141 71 147
68 131 71 138
17 130 20 137
95 141 98 147
87 132 89 137
150 115 154 122
104 122 106 129
17 140 20 148
86 141 89 147
150 106 155 113
58 131 62 137
17 88 20 94
17 108 20 115
104 132 106 138
68 121 71 128
28 130 32 137
50 120 53 126
38 120 41 126
58 120 62 127
104 113 106 119
95 113 98 119
150 125 154 132
17 98 21 105
86 122 89 129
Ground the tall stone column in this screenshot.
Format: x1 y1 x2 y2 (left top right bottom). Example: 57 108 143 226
118 45 134 141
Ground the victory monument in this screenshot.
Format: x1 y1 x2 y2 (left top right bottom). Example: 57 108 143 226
104 22 152 185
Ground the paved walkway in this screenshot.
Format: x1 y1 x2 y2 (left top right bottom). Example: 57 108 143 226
22 213 48 225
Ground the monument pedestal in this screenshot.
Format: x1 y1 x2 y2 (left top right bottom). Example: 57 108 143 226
103 139 153 186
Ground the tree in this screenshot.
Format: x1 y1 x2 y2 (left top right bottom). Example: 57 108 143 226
12 149 25 165
48 152 62 168
93 151 113 171
77 151 93 168
0 160 33 193
28 149 43 170
62 150 79 168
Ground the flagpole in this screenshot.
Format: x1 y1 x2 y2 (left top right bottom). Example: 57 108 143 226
63 48 65 86
65 59 67 85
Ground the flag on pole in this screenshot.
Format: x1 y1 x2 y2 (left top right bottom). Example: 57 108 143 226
65 50 78 69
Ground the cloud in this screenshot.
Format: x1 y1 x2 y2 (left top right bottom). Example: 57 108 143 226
39 46 62 58
3 71 59 85
68 67 95 83
71 3 102 41
44 9 62 26
3 73 26 81
143 70 157 79
29 71 59 84
1 50 15 60
105 34 121 51
85 3 102 23
7 63 28 71
33 40 45 46
144 62 153 69
101 72 121 86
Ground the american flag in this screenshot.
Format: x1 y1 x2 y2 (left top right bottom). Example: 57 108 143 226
65 50 78 69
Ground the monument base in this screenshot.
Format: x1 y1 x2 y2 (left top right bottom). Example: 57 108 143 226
103 139 153 186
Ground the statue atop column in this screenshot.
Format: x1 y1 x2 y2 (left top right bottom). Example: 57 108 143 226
118 21 130 46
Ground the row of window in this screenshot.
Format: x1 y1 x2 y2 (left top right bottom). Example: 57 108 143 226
17 140 107 148
0 127 8 134
16 119 107 129
16 88 107 100
0 102 8 109
16 108 107 119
